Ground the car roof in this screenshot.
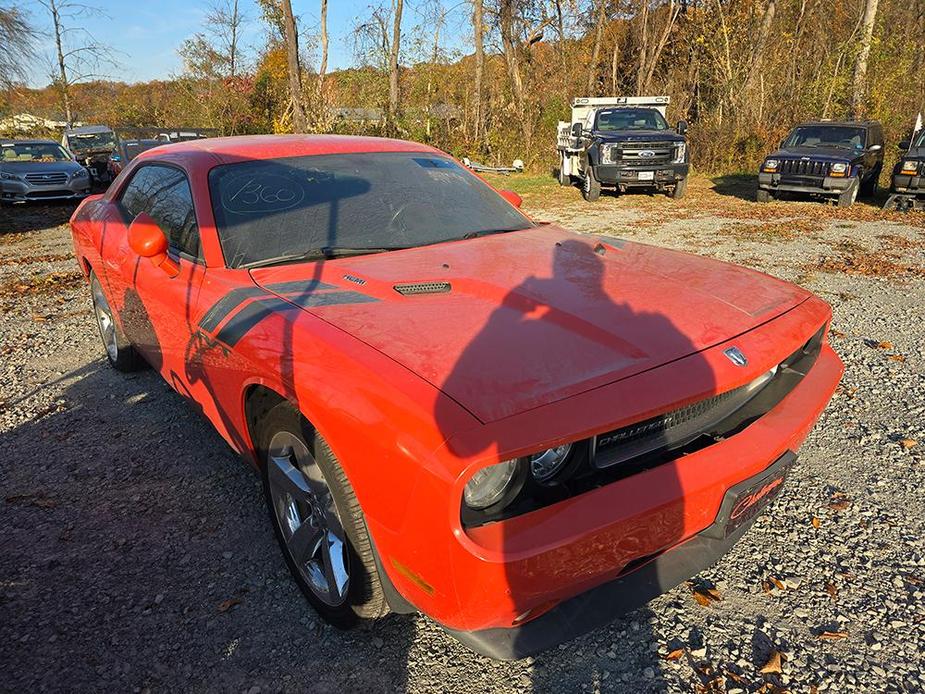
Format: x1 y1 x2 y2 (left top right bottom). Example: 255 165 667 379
0 138 61 146
794 121 880 128
64 125 114 135
136 134 442 169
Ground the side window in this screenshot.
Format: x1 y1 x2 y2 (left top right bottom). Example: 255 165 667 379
119 165 201 259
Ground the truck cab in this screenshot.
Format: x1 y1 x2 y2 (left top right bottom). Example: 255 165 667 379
557 96 689 202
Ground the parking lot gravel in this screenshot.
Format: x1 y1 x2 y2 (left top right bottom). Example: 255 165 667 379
2 178 924 693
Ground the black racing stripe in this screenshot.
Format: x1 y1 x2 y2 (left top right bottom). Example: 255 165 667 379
265 279 337 295
287 290 379 308
199 286 267 332
214 297 296 347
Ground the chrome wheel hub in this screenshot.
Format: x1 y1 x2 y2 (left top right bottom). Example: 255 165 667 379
91 278 118 361
267 431 349 607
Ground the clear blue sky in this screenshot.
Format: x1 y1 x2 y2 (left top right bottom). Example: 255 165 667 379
24 0 470 87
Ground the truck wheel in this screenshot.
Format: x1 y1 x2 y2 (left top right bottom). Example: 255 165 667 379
557 154 570 186
582 168 601 202
671 177 688 200
756 189 774 203
836 180 859 208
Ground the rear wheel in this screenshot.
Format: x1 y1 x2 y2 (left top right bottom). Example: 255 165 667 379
557 154 570 186
836 179 859 208
756 189 773 203
582 166 601 202
671 176 688 200
90 271 140 372
260 403 387 628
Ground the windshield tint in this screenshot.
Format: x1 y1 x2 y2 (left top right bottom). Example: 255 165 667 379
784 126 866 149
595 108 668 131
1 142 72 162
209 152 534 268
914 130 925 149
69 132 116 150
123 141 160 160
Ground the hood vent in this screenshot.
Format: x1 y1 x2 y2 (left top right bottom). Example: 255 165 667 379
394 281 451 296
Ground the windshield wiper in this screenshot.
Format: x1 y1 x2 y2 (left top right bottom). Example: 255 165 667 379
460 227 527 240
242 246 407 269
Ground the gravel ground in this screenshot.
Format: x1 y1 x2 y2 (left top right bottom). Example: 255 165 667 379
2 179 924 693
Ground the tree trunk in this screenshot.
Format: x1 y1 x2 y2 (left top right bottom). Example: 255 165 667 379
851 0 879 119
318 0 328 88
635 0 649 96
499 0 525 114
743 0 776 96
49 0 72 127
472 0 485 141
610 32 620 92
229 0 239 78
388 0 404 129
586 0 607 94
280 0 306 131
640 0 679 94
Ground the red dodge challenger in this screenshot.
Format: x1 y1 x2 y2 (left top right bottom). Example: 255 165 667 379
69 135 843 659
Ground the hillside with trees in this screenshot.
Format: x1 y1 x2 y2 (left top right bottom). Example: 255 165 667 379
1 0 924 173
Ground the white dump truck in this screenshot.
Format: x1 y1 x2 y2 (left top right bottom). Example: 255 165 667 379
556 96 689 202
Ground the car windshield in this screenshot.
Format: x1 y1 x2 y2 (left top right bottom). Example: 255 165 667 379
784 126 866 150
123 141 160 160
69 132 116 151
594 108 668 131
208 151 535 268
1 142 72 162
913 129 925 149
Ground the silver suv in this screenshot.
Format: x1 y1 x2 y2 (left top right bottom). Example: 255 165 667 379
1 139 91 204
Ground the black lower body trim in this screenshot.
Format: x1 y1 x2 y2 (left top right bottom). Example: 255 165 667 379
444 451 796 660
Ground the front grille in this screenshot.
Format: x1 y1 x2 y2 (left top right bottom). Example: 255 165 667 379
394 282 451 296
605 142 675 167
779 159 831 177
24 172 69 185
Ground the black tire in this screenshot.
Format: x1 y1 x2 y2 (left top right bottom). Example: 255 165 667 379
259 403 388 628
671 176 688 200
860 168 879 198
557 154 570 186
756 189 773 203
89 271 141 372
836 179 859 208
581 166 601 202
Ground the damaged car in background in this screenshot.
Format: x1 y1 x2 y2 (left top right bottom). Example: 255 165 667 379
62 125 118 184
70 134 843 660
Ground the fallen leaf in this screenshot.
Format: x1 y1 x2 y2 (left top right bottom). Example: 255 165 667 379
724 669 748 685
759 650 784 674
692 591 713 607
875 341 893 350
824 582 838 601
762 579 773 594
663 648 685 661
900 438 917 450
31 314 47 322
830 329 846 338
5 493 57 509
817 630 848 640
812 516 821 529
770 576 786 591
216 598 241 613
688 581 722 606
828 494 851 511
888 354 906 362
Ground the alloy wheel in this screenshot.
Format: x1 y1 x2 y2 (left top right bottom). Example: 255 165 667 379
91 277 118 361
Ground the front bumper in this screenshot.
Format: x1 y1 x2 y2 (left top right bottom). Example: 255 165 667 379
890 173 924 196
758 172 852 195
594 163 689 187
449 450 796 659
1 178 91 203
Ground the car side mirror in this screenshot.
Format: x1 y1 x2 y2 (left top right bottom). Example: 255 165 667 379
128 212 178 277
499 189 523 208
571 122 583 138
867 144 882 152
677 120 688 136
899 140 910 150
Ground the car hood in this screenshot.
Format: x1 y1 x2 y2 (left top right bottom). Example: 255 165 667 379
0 160 83 174
251 227 810 423
767 146 861 162
593 129 685 143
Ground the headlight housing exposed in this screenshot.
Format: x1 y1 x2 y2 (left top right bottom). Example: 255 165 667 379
673 143 686 163
762 159 779 172
463 459 523 510
901 160 918 174
830 162 849 177
0 171 21 181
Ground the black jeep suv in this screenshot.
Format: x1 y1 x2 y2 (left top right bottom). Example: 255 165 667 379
884 128 925 211
757 121 884 207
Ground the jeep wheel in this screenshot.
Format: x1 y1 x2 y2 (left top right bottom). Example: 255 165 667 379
582 167 601 202
671 177 688 200
860 170 879 198
261 403 388 628
756 189 774 203
557 155 570 186
836 180 859 208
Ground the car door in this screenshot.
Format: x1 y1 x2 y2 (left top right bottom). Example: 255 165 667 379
108 163 206 389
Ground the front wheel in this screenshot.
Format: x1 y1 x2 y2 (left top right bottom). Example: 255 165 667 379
582 167 601 202
836 180 859 208
756 189 773 203
90 271 140 371
557 154 570 186
860 169 879 198
671 177 688 200
261 403 388 628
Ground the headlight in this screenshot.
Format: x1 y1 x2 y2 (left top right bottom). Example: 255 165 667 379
529 443 573 483
673 143 686 163
71 168 89 179
463 459 523 510
603 144 619 164
830 162 848 176
762 159 779 172
901 160 918 174
0 171 21 181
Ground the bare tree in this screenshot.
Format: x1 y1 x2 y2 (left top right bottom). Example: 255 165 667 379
0 4 37 89
37 0 118 126
280 0 306 131
851 0 880 118
388 0 404 129
318 0 328 89
181 0 248 79
586 0 607 94
472 0 485 141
